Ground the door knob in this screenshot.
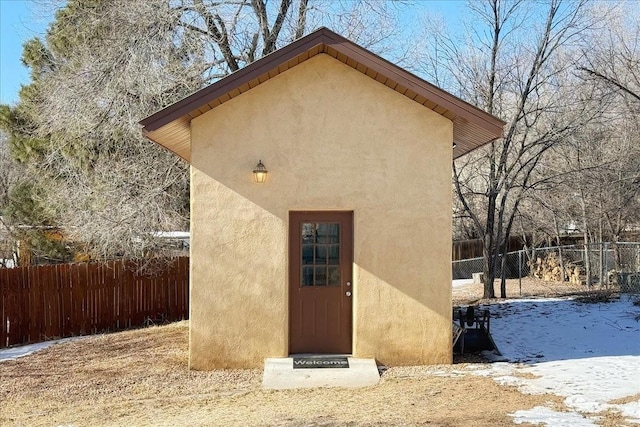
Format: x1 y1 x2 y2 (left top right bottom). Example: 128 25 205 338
345 291 352 297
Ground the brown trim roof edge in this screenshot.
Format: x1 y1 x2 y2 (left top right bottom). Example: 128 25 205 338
140 27 505 136
321 36 505 136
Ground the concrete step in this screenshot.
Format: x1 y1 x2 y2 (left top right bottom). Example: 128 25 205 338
262 356 380 389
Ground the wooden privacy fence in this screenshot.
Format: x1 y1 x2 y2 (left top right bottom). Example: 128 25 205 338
0 257 189 348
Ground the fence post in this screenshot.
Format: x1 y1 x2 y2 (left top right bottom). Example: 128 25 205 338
604 242 609 284
518 250 523 296
599 242 604 285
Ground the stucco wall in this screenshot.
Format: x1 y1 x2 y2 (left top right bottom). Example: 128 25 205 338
189 53 453 369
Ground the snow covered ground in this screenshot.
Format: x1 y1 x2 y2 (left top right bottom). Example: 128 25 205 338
467 292 640 426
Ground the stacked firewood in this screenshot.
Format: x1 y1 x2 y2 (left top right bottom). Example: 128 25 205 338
529 252 583 283
568 265 584 285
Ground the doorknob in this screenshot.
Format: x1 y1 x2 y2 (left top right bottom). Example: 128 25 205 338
345 291 352 297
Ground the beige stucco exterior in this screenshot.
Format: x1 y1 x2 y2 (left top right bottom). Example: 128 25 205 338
189 53 453 369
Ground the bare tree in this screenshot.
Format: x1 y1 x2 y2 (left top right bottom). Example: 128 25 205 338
171 0 403 80
577 3 640 250
577 4 640 105
415 0 600 298
522 4 640 283
536 5 640 280
531 112 640 283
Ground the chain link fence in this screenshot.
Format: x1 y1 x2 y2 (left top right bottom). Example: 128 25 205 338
452 242 640 293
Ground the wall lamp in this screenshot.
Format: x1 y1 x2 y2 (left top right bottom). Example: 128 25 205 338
253 160 268 183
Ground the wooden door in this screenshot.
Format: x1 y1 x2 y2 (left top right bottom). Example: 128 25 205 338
289 211 353 354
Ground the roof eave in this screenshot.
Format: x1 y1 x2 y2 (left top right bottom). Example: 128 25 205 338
140 27 505 163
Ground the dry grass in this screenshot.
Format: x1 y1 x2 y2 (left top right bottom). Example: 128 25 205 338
608 393 640 405
0 321 569 427
2 278 618 426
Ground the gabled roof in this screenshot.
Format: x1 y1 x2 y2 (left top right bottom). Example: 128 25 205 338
140 27 504 162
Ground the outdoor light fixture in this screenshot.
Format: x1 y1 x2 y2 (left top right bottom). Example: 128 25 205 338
253 160 268 183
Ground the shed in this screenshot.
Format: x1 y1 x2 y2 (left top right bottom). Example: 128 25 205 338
141 28 504 369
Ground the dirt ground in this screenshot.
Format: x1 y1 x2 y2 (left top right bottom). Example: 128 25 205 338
453 277 596 305
0 278 613 427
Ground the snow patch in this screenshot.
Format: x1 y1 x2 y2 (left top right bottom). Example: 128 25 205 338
0 337 84 362
480 295 640 425
511 406 599 426
452 279 474 288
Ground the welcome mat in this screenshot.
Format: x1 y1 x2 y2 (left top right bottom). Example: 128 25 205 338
293 356 349 369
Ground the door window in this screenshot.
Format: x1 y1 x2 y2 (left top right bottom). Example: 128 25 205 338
300 222 340 287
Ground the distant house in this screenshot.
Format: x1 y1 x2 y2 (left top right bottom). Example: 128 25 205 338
141 28 504 369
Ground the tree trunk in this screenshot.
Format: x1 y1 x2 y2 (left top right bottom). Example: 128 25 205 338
580 190 592 287
500 244 508 298
482 237 496 298
598 217 604 284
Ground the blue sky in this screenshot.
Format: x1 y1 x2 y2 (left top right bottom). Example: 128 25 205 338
0 0 464 107
0 0 56 106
